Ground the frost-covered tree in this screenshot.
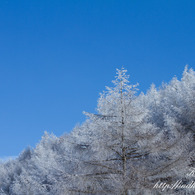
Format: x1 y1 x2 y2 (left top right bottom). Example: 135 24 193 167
138 66 195 194
67 69 162 194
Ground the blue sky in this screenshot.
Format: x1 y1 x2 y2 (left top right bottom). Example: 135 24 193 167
0 0 195 157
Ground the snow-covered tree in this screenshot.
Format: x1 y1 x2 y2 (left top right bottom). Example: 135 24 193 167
66 68 159 194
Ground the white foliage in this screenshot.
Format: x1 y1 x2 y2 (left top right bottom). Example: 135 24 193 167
0 66 194 195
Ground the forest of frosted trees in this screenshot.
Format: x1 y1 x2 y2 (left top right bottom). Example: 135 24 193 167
0 67 195 195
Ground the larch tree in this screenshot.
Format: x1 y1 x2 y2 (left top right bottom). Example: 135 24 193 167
68 68 162 194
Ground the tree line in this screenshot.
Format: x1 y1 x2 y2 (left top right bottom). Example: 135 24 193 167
0 67 195 195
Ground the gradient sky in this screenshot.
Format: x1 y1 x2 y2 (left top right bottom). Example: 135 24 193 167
0 0 195 157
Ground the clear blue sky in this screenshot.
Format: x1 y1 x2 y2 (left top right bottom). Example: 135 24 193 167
0 0 195 157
